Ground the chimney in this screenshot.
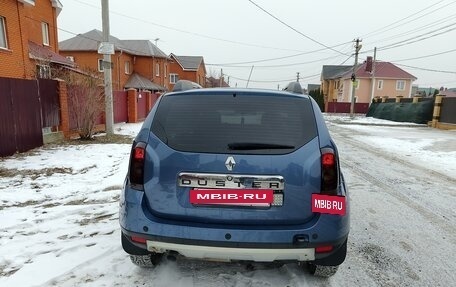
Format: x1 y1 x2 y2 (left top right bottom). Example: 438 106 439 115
365 56 373 72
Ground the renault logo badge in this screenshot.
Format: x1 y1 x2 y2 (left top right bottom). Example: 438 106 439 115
225 156 236 171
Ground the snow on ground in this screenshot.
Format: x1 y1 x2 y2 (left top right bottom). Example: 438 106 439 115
325 114 456 176
0 116 455 286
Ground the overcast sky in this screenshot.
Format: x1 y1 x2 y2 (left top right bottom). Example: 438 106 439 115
57 0 456 90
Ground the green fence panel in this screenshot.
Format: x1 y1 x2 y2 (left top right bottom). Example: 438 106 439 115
366 100 434 124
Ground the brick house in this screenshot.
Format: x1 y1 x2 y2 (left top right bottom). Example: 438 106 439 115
206 76 230 88
0 0 74 79
59 29 169 92
320 65 352 109
321 59 416 109
168 53 207 90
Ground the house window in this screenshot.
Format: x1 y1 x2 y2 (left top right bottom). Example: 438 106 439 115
155 63 160 76
36 64 51 79
377 80 383 90
98 59 104 72
0 16 7 49
396 80 405 91
41 22 49 46
125 61 130 74
170 73 179 84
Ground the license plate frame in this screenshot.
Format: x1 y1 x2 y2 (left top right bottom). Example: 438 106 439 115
190 188 274 206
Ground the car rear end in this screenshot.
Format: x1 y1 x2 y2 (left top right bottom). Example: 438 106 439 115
120 87 349 276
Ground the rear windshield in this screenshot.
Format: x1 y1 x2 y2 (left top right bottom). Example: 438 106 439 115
151 93 318 154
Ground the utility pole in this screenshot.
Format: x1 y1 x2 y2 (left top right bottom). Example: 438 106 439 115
350 38 362 118
101 0 114 135
220 68 223 87
369 47 377 105
296 72 300 82
246 65 254 88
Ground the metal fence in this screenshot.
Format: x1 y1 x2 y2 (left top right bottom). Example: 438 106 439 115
440 97 456 124
38 79 60 127
0 78 44 156
114 91 128 123
326 102 370 114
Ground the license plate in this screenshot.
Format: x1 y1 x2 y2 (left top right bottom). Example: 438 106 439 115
190 189 274 205
311 194 346 215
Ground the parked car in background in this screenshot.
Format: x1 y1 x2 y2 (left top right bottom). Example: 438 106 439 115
119 81 349 277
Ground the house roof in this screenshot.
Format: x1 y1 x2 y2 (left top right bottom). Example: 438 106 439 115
342 61 417 80
18 0 63 15
170 54 205 71
206 76 229 87
59 30 122 51
124 73 166 91
28 41 74 66
439 90 456 97
321 65 352 80
59 30 168 58
121 40 168 58
416 87 438 96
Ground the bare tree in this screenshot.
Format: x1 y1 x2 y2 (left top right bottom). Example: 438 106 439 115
65 69 104 140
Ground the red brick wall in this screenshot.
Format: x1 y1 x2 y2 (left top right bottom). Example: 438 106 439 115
59 51 101 72
0 0 59 79
60 51 170 91
116 53 134 91
133 56 169 90
0 0 27 78
168 60 207 90
22 0 58 49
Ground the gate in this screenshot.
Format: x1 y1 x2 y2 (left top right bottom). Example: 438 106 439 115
440 97 456 124
38 79 60 127
137 91 147 120
0 78 43 157
114 91 128 123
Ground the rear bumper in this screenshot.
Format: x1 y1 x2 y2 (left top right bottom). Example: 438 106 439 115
147 240 315 261
120 181 349 262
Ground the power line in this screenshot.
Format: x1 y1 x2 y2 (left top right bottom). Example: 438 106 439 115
366 14 456 45
69 0 308 53
247 0 348 56
393 63 456 74
207 54 346 68
361 0 454 39
378 24 456 51
392 48 456 62
227 75 297 83
360 22 456 54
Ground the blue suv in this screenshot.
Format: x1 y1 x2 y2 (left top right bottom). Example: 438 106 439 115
120 81 349 277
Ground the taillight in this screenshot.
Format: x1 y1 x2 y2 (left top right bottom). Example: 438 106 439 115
315 245 333 253
129 141 147 190
131 235 147 244
321 148 338 195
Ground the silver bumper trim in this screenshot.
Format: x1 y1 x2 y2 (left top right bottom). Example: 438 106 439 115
146 240 315 262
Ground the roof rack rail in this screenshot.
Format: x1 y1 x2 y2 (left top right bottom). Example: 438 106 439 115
172 80 202 92
283 82 303 94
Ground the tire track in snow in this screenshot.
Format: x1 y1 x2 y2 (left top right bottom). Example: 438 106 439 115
329 123 456 185
330 125 456 237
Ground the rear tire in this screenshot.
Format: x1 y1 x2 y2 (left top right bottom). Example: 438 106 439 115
129 253 163 268
307 263 339 277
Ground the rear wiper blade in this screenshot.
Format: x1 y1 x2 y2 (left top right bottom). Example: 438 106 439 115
227 142 295 150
